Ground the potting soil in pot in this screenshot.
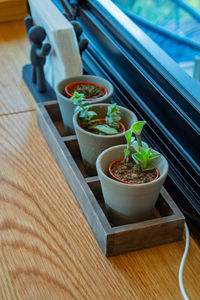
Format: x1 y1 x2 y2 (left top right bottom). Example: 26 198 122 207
69 84 105 99
112 160 157 184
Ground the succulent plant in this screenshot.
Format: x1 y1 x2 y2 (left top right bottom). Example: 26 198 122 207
75 84 104 99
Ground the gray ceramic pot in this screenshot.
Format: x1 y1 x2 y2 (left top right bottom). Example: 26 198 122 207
73 104 137 176
96 144 169 226
55 75 114 135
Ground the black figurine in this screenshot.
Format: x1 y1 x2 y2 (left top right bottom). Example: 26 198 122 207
71 21 89 56
25 17 51 93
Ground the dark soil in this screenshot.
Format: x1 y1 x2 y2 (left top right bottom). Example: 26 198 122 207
111 160 158 184
69 83 105 99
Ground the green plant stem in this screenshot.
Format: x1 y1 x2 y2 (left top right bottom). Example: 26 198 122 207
136 135 142 147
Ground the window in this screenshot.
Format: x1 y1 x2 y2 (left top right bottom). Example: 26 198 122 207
112 0 200 80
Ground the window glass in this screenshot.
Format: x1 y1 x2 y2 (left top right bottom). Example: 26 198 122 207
112 0 200 80
185 0 200 11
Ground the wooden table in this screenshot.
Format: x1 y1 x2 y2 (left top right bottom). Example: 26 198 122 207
0 20 200 300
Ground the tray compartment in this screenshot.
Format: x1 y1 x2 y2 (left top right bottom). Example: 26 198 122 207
63 136 80 158
37 101 185 256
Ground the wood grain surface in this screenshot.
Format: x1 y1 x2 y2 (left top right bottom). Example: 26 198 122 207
0 19 200 300
0 106 200 300
0 20 35 115
0 0 27 23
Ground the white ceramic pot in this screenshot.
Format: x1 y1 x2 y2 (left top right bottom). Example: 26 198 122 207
96 144 169 225
55 75 114 135
73 104 138 176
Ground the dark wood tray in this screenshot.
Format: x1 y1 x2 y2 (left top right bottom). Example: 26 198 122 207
36 100 185 256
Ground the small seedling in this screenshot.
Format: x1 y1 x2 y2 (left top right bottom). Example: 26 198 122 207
131 121 146 147
124 120 161 171
92 103 121 135
72 92 122 135
71 91 97 126
132 147 161 171
124 129 135 165
105 103 121 129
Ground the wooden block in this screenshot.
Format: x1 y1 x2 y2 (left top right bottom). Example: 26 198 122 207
28 0 83 88
0 0 27 22
36 101 185 256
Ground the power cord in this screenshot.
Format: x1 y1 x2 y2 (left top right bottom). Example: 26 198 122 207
179 223 190 300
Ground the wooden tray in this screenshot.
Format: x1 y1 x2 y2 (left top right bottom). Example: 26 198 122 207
36 101 185 256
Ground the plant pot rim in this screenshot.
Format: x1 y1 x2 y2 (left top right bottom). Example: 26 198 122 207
55 75 114 103
96 144 169 187
108 158 160 184
73 104 130 138
65 81 107 100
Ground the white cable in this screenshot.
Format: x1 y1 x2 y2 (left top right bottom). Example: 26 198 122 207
179 222 190 300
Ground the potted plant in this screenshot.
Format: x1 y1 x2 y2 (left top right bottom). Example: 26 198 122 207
55 75 114 135
96 121 169 225
73 94 138 176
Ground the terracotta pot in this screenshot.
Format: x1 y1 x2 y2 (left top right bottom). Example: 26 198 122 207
73 104 137 176
65 81 107 100
96 144 168 226
109 158 160 184
55 75 114 135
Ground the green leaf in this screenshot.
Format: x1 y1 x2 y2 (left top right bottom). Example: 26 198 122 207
142 147 151 157
75 106 82 113
134 163 141 169
133 141 148 152
87 118 99 125
143 162 156 171
149 153 161 160
93 124 118 135
83 101 91 105
125 129 132 145
132 146 160 171
105 103 121 125
71 91 85 101
107 103 118 115
79 110 86 118
132 152 144 163
131 155 141 169
131 121 146 135
87 111 97 118
124 149 130 156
